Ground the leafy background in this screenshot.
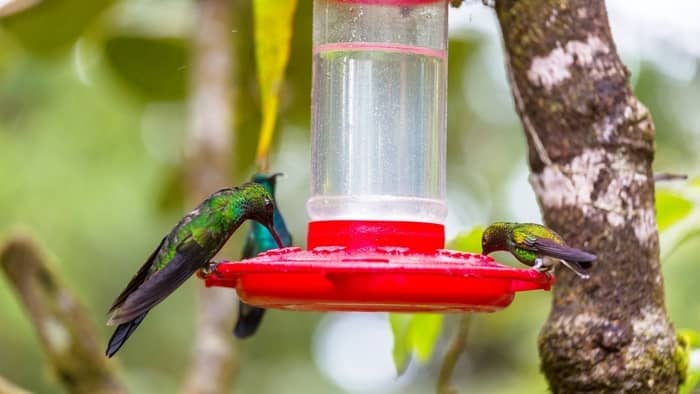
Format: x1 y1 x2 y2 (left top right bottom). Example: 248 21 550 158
1 0 700 393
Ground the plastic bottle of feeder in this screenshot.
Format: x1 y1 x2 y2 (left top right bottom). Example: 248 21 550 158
308 0 448 251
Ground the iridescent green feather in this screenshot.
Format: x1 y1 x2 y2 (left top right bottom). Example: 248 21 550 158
510 247 538 265
511 223 563 244
150 187 268 272
106 182 277 357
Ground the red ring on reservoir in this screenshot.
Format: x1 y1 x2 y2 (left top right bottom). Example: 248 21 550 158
307 220 444 252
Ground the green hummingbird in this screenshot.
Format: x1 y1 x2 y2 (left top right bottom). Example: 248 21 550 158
481 222 596 278
234 173 293 339
105 182 283 357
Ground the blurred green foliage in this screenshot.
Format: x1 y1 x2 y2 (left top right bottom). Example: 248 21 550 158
677 329 700 394
1 1 700 394
1 0 113 55
104 36 189 100
447 226 485 253
657 178 700 261
657 189 693 232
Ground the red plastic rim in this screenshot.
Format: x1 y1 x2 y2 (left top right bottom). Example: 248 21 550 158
308 220 444 253
203 247 553 313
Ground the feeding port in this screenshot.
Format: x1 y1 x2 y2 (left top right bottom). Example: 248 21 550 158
203 0 553 312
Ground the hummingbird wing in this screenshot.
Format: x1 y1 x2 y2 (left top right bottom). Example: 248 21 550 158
526 237 596 263
511 226 596 263
518 235 596 274
108 236 210 326
108 236 167 313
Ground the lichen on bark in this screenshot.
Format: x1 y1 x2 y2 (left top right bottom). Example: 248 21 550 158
494 0 679 392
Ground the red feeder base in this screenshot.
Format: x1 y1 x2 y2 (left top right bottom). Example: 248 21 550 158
203 246 553 313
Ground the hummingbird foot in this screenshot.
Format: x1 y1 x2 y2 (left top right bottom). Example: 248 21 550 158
197 261 223 279
558 259 590 279
532 257 554 275
532 257 545 271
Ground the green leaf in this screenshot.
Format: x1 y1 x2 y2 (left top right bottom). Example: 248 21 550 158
389 313 444 373
253 0 297 166
678 329 700 394
680 370 700 394
679 329 700 348
409 314 444 362
389 313 412 373
656 190 693 232
104 36 188 100
447 226 484 253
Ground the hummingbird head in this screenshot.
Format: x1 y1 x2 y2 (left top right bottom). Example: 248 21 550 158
251 172 284 190
258 195 284 248
481 223 509 255
240 183 284 248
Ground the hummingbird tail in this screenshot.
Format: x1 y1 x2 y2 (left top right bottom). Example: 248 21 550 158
559 259 591 279
234 301 266 339
106 312 147 357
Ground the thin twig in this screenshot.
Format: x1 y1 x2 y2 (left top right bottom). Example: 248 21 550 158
654 173 688 182
0 233 125 394
0 375 31 394
436 314 472 394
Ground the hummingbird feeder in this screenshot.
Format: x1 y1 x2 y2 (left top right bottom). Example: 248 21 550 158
204 0 552 312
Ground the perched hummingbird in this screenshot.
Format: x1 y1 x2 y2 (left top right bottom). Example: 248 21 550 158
234 173 293 339
105 183 283 357
481 222 596 278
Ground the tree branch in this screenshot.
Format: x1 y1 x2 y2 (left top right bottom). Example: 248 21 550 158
0 375 31 394
436 314 472 394
181 0 238 393
495 0 679 392
0 234 125 394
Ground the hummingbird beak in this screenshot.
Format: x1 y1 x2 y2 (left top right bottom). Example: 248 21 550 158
265 172 285 184
265 223 284 248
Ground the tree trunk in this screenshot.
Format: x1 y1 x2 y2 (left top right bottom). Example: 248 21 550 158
494 0 680 392
181 0 238 393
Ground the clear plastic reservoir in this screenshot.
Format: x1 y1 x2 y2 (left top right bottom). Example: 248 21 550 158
309 0 448 224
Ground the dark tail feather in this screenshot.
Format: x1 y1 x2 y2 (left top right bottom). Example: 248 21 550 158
577 260 593 269
234 301 265 339
106 312 147 357
559 259 591 279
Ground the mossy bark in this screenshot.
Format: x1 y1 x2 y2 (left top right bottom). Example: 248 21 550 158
494 0 679 392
